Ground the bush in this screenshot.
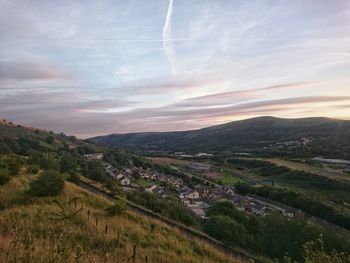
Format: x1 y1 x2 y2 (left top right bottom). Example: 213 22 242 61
28 170 64 197
105 199 127 217
60 153 78 173
67 173 80 184
0 154 21 176
0 172 10 185
27 165 39 175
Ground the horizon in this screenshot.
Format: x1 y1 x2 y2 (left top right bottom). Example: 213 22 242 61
1 0 350 137
2 115 348 139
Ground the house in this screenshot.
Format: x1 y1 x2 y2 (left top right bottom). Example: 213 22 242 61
189 207 206 219
145 185 158 193
106 167 117 177
195 153 213 157
85 153 103 161
196 186 211 197
116 173 125 180
186 201 209 219
282 210 294 218
180 185 191 193
225 188 235 196
185 162 211 172
183 189 200 199
155 186 166 197
157 174 168 183
172 178 183 186
251 203 267 217
123 168 132 175
120 176 131 186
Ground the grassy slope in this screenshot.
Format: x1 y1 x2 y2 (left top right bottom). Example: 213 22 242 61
0 173 242 263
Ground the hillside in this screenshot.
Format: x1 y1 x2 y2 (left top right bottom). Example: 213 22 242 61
0 120 247 263
89 116 350 158
0 173 241 263
2 120 350 262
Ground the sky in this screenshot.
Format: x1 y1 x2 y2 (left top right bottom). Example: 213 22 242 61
0 0 350 138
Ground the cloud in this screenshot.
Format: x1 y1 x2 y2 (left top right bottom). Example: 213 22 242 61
174 82 314 108
124 95 350 119
116 76 219 95
162 0 176 74
0 61 68 80
65 95 350 137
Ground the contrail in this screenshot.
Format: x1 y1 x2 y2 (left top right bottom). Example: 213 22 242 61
162 0 176 75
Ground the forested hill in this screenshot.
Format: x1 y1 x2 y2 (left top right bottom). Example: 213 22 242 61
89 116 350 158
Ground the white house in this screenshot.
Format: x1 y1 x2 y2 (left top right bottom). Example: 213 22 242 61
145 185 158 193
120 176 131 186
85 153 103 161
116 173 125 180
184 189 200 199
251 203 267 217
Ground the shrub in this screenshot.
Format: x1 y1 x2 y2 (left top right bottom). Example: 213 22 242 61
27 165 40 175
67 173 80 184
0 172 10 185
28 170 64 197
105 199 126 217
0 154 21 176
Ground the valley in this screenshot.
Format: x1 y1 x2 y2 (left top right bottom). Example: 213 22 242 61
1 118 350 262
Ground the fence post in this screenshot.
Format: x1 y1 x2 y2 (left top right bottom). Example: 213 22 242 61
105 225 108 234
145 255 148 262
95 216 99 227
133 244 136 263
87 209 90 221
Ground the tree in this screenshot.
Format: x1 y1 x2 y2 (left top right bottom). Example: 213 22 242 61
256 214 319 262
60 153 77 173
0 141 12 154
28 170 64 197
86 161 107 182
4 138 20 153
206 201 246 223
203 215 246 246
45 136 55 144
67 173 80 184
304 238 348 263
39 155 59 171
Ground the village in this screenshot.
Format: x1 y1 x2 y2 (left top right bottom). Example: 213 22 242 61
85 152 295 220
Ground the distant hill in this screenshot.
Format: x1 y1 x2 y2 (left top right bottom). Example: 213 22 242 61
89 116 350 159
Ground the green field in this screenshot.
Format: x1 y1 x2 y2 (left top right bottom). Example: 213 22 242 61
217 171 245 185
136 178 155 188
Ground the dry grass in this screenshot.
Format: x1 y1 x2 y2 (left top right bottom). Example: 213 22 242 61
0 175 243 263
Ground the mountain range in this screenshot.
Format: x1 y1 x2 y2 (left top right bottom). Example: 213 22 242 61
89 116 350 159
